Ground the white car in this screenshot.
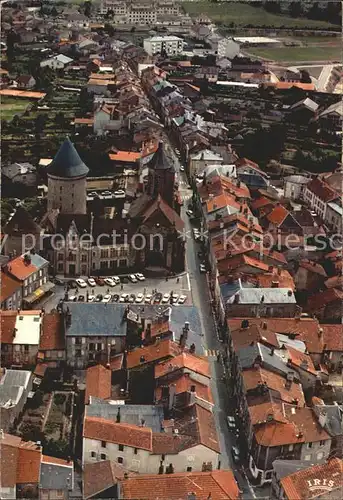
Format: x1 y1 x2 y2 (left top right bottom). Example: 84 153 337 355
145 294 152 303
135 293 144 303
114 190 125 198
172 294 179 303
178 295 187 304
113 276 121 284
75 278 87 288
102 294 111 303
227 416 236 429
87 278 96 287
129 274 137 283
199 264 206 273
136 273 145 281
69 295 77 301
104 278 116 287
186 210 193 217
180 166 185 172
88 296 95 303
119 293 129 303
162 293 171 304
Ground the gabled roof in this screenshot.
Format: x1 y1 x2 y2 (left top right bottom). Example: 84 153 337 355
83 460 135 500
155 352 210 379
0 271 21 303
40 312 65 351
3 206 41 236
141 195 184 232
299 260 327 277
305 177 339 203
266 205 289 226
119 470 239 500
231 323 279 350
47 138 89 179
127 339 181 369
83 416 153 451
85 364 112 404
322 324 343 352
307 288 343 312
280 458 343 500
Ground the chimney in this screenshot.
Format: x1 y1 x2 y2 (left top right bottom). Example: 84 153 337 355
124 473 129 479
188 388 197 406
318 328 323 337
234 294 240 304
268 265 273 273
287 290 293 297
168 384 176 411
318 412 327 428
145 323 151 341
270 347 274 356
180 325 189 349
116 408 121 423
140 419 145 427
262 322 267 330
0 429 4 439
271 280 279 288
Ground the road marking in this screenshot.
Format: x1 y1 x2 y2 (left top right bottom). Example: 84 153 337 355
204 349 220 358
186 272 191 292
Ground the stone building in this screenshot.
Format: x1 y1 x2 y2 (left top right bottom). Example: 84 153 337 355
47 138 89 215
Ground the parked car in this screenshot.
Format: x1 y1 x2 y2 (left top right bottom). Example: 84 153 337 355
180 165 185 172
162 293 170 304
95 294 103 302
136 293 144 303
172 293 179 304
78 295 85 302
114 189 125 198
129 274 137 283
104 278 116 287
112 294 119 302
178 295 187 304
112 276 121 284
199 264 206 273
88 278 96 287
119 293 129 303
102 294 111 303
136 273 145 281
88 296 95 303
231 446 240 464
227 416 236 429
186 209 193 217
76 278 87 288
96 277 105 286
68 295 77 301
129 294 136 303
154 292 162 304
145 294 152 303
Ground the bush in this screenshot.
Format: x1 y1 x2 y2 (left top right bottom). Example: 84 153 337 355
54 393 66 405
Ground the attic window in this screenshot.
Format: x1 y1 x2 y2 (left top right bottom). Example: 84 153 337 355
19 316 24 320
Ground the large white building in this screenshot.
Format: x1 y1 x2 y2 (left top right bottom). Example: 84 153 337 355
144 35 184 56
217 37 240 59
99 0 180 22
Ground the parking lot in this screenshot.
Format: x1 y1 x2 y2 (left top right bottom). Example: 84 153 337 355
41 272 192 312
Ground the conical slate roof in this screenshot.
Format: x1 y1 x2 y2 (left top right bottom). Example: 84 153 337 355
148 141 174 172
47 138 89 178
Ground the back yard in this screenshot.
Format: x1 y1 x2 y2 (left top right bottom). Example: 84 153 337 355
1 97 33 121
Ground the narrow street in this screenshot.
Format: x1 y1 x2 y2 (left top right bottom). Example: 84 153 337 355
167 142 257 498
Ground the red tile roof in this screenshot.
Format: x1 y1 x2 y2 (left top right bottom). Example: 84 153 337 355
231 323 279 350
1 437 20 487
6 254 38 281
307 288 343 312
228 318 324 354
206 193 240 214
85 364 112 403
242 366 305 406
155 352 210 379
322 324 343 352
284 406 330 444
83 460 135 499
120 470 240 499
251 197 274 211
127 339 181 369
0 310 17 343
255 270 295 290
280 458 343 500
306 177 339 203
42 455 72 466
235 157 264 175
274 82 315 91
16 442 42 484
109 353 124 371
109 151 141 162
287 346 317 375
249 401 288 426
155 373 213 404
83 416 153 451
0 271 21 302
324 275 343 289
40 312 65 351
266 205 289 226
299 260 327 277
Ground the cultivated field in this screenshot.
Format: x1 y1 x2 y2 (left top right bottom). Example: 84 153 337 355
183 2 339 29
1 97 33 121
245 46 341 63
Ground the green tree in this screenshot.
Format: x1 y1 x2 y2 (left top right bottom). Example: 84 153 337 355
84 1 92 17
264 1 280 14
289 1 303 18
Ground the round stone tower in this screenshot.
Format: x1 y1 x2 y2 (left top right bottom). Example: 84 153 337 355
47 137 89 214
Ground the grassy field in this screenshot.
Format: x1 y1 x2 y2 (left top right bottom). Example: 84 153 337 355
183 2 339 29
1 97 32 121
245 46 342 62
